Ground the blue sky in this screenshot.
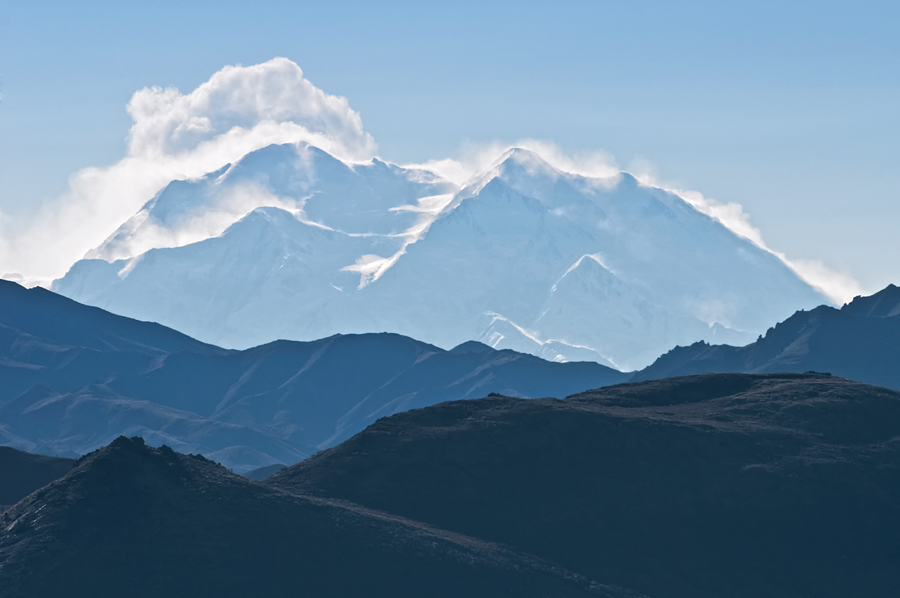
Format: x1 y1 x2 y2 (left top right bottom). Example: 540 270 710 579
1 0 898 294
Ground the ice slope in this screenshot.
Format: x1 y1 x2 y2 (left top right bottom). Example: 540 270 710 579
90 142 454 262
55 145 828 369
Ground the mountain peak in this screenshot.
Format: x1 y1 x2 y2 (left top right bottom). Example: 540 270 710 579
493 147 561 180
841 283 900 318
78 435 211 471
449 340 495 354
56 140 827 369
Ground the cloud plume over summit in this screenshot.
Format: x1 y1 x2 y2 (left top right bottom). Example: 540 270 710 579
0 58 375 283
0 57 863 306
125 58 375 162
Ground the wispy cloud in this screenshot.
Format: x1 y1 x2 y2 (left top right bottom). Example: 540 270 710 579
0 58 375 283
92 182 309 263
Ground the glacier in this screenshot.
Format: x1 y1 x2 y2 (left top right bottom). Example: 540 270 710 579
54 142 828 370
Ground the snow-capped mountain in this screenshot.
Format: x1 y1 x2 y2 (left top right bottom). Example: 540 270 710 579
90 143 454 262
54 142 828 370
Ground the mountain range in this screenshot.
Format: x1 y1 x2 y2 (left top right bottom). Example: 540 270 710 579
636 283 900 389
52 142 828 370
5 277 900 472
3 373 898 597
0 279 626 472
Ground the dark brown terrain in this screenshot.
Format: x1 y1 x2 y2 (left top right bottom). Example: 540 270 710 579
0 437 626 598
0 447 74 510
269 373 900 598
2 373 898 597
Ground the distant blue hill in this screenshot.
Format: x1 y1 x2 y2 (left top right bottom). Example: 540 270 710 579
635 284 900 390
0 280 628 471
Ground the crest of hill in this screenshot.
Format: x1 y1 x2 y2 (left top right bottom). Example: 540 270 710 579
0 436 630 598
268 373 900 598
634 283 900 389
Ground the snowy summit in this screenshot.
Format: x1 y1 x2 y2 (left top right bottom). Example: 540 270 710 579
54 141 826 370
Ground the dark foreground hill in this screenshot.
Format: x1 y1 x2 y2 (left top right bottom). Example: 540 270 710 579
635 284 900 390
0 280 627 471
0 436 628 598
0 447 74 508
269 373 900 598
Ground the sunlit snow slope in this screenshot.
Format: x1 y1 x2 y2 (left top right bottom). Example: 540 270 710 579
54 142 827 369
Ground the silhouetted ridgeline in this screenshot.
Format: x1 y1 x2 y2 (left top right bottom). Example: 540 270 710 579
635 284 900 390
4 374 898 597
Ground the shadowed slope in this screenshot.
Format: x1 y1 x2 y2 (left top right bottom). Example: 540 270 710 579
0 437 632 598
269 373 900 598
0 447 74 508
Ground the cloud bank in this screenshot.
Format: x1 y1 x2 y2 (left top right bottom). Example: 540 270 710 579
0 58 375 284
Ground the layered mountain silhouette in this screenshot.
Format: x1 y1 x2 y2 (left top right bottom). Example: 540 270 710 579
0 436 620 598
269 373 900 598
5 374 895 597
0 279 626 471
0 447 73 508
635 284 900 390
53 142 827 369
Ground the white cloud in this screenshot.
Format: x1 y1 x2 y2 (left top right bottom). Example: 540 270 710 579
782 258 864 306
0 58 375 282
0 57 864 308
125 58 374 162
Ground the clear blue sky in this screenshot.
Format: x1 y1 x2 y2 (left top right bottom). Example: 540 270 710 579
1 0 898 293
